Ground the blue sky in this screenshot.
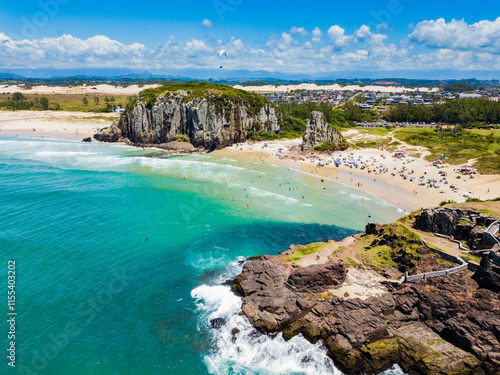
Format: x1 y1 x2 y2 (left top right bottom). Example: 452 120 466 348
0 0 499 77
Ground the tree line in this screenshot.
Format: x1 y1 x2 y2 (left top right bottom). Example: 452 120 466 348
384 98 500 126
0 92 59 110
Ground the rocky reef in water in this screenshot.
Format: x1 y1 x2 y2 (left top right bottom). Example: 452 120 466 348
232 211 500 375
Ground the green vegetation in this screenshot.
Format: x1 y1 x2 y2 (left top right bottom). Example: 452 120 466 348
281 242 328 265
394 127 500 174
278 101 354 128
438 258 453 264
439 200 457 206
345 257 360 268
355 224 422 273
0 92 131 112
385 98 500 125
0 92 59 110
461 253 482 263
443 82 477 93
314 141 348 152
175 134 190 143
138 82 267 115
342 102 377 123
351 138 391 150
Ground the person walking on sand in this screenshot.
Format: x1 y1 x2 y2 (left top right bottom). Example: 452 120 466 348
316 253 320 260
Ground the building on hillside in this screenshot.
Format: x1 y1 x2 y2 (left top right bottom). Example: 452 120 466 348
459 93 482 99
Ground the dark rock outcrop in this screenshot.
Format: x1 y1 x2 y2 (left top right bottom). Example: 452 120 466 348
414 207 497 249
235 255 500 374
301 111 345 151
93 121 123 143
473 251 500 292
287 261 347 291
82 137 91 142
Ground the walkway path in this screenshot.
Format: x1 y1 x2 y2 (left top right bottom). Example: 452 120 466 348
297 236 359 267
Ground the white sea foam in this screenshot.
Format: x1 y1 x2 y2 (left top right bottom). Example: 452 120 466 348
249 187 300 205
192 284 342 375
191 260 406 375
35 151 99 157
349 193 373 201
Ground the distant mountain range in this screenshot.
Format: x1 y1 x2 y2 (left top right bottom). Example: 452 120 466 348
0 68 498 85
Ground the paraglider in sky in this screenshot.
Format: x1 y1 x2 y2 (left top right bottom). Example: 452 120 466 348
218 49 228 57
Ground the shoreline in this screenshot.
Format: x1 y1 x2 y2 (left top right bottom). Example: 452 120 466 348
212 139 500 214
0 110 116 138
2 110 499 213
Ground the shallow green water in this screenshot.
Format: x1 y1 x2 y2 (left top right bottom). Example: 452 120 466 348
0 135 403 374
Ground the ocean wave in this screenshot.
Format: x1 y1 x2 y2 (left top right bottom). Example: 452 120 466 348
35 151 100 157
349 193 372 201
249 187 299 205
191 284 341 375
191 259 406 375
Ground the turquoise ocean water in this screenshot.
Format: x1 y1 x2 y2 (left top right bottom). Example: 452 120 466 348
0 135 404 375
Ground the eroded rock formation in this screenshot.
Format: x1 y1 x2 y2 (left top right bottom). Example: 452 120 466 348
234 256 500 374
301 111 345 151
414 207 497 249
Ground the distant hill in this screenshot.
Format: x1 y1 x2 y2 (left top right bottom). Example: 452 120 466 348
0 73 24 79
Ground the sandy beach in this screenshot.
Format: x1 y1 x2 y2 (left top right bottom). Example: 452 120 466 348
234 83 439 93
0 83 437 96
2 110 499 213
0 84 158 96
213 138 500 213
0 110 116 138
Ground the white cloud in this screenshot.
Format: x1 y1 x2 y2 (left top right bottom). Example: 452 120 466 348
344 50 369 61
376 23 392 32
230 37 244 51
410 17 500 51
201 19 213 28
354 25 372 41
369 34 388 45
290 26 308 36
0 21 499 74
185 39 209 52
327 25 349 48
312 27 323 43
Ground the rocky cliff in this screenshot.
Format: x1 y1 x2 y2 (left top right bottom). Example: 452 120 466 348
301 111 345 151
232 219 500 375
413 207 497 249
94 83 281 150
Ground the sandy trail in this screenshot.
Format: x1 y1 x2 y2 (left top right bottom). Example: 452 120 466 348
298 237 358 267
328 267 390 300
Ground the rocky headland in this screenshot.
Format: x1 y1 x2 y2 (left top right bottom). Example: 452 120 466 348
93 83 347 151
231 208 500 374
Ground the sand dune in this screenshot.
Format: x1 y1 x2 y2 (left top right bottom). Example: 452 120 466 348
234 83 439 93
0 84 158 96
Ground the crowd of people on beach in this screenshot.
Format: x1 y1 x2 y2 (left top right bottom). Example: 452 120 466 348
230 140 482 202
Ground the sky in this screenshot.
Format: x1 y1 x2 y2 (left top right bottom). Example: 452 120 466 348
0 0 499 78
